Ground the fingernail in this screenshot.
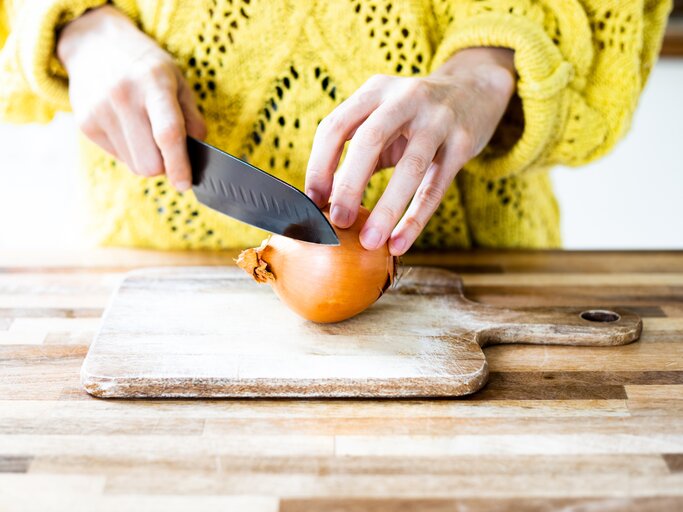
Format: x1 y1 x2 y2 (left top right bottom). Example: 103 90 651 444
390 236 407 255
330 205 350 227
361 227 382 249
176 180 192 192
306 189 321 207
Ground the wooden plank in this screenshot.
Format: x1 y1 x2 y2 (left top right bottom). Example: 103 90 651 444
0 308 103 319
9 318 101 334
0 417 205 436
43 332 96 345
404 251 683 273
627 399 683 416
202 415 683 437
643 318 683 331
335 434 683 456
0 435 334 458
0 294 111 309
461 273 683 286
280 497 683 512
663 304 683 317
626 385 683 400
0 494 277 512
0 474 105 496
0 345 87 400
0 456 31 473
484 343 683 371
0 399 630 419
28 453 670 477
0 248 240 270
663 454 683 473
471 371 629 400
101 471 683 497
0 331 46 345
463 285 683 305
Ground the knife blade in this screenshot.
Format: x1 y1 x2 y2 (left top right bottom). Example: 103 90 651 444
187 137 339 245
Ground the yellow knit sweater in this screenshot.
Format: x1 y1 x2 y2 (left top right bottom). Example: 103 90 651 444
0 0 671 250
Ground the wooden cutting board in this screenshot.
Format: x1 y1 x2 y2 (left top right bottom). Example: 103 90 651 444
81 267 641 398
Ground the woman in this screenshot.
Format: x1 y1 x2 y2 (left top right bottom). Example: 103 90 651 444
0 0 672 254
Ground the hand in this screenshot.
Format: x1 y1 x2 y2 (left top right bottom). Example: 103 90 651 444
305 47 516 255
57 5 206 191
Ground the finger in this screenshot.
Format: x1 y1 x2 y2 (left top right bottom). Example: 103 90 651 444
388 139 466 256
359 132 442 250
112 99 164 177
146 88 192 191
99 105 136 171
329 99 415 228
305 76 387 208
177 78 207 140
79 121 118 158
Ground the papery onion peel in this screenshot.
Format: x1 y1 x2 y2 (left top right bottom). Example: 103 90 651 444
236 206 397 323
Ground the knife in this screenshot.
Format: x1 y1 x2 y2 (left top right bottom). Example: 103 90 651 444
187 137 339 245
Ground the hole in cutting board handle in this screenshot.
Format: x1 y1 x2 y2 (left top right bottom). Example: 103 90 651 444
580 310 620 323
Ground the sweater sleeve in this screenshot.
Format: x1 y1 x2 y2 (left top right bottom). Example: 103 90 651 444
429 0 672 179
0 0 139 123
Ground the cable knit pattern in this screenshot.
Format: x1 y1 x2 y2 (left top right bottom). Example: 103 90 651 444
0 0 671 250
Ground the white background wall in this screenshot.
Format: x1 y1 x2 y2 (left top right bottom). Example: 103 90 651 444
551 58 683 249
1 59 682 250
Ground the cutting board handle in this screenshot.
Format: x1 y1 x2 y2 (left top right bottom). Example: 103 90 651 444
468 304 642 348
397 268 642 348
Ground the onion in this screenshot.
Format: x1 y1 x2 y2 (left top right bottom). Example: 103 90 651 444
236 206 397 323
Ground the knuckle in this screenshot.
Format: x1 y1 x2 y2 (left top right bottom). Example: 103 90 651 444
400 153 429 179
375 203 401 222
433 105 456 128
148 61 173 82
318 113 345 135
416 183 444 210
405 79 428 99
382 101 405 121
155 122 185 147
357 124 385 148
454 129 476 157
110 78 133 103
403 215 426 234
305 167 327 185
355 88 378 108
335 179 361 197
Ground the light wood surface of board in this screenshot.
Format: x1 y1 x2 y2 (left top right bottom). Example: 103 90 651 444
81 267 640 398
1 249 682 511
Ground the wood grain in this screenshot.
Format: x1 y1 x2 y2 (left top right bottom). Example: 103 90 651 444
80 267 641 398
0 249 681 511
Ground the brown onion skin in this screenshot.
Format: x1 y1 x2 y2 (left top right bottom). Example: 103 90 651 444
257 206 395 323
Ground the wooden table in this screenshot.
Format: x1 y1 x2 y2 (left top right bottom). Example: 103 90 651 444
1 249 682 511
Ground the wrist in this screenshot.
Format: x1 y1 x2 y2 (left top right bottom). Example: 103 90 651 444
433 47 517 98
56 5 129 72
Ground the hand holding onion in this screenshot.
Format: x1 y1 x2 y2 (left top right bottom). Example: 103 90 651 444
236 206 397 323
